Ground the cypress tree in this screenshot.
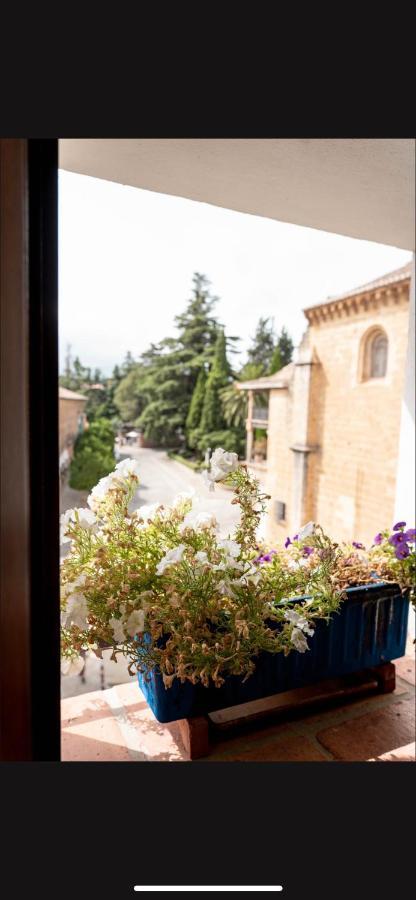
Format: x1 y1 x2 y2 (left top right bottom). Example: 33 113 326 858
186 366 207 434
199 330 232 435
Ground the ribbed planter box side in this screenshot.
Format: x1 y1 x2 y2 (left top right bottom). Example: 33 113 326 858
138 582 409 723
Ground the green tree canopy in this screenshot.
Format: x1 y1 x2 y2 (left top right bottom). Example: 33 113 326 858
247 317 276 374
114 274 224 447
199 330 232 435
269 326 294 373
69 417 115 491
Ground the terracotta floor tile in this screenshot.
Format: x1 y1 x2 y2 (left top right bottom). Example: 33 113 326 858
316 698 415 761
371 741 415 762
393 655 415 686
209 733 328 762
61 694 132 761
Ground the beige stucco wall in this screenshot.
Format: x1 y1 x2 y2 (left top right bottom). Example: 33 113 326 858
264 387 293 545
311 292 409 545
264 285 410 547
59 397 86 456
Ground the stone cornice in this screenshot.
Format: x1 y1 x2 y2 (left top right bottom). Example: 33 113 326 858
304 278 410 326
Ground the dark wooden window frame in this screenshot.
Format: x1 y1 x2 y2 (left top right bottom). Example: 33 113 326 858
1 139 60 760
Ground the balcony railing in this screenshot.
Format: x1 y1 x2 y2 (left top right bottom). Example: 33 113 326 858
252 406 269 422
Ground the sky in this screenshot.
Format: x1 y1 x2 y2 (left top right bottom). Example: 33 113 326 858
58 170 412 376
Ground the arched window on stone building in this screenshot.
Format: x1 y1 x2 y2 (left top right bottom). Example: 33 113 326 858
361 328 388 381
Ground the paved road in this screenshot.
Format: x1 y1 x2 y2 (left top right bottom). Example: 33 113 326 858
128 447 241 537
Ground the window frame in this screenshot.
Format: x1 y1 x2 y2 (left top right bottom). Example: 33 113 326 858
360 326 389 382
0 139 60 761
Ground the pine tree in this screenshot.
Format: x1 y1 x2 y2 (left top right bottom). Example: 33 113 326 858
269 326 294 373
247 317 276 373
114 274 223 447
121 351 136 376
174 273 219 370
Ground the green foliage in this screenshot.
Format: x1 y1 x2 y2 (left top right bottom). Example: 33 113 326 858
121 351 136 376
61 282 295 461
197 429 242 455
186 367 207 433
69 445 115 491
60 351 91 392
269 326 294 374
61 457 365 689
199 330 232 434
247 317 276 373
69 418 115 491
220 362 265 433
174 273 219 366
114 366 147 423
113 274 223 448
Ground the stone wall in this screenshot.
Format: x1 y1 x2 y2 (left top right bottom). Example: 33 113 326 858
59 396 86 456
264 280 410 547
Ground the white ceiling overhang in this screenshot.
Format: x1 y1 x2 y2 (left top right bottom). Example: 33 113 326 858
59 139 415 251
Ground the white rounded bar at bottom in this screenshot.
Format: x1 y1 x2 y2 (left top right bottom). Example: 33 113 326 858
134 887 283 892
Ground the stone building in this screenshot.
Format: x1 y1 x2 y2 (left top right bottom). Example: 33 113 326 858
59 386 87 477
238 262 412 547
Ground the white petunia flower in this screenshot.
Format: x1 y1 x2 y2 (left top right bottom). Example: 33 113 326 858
136 503 162 522
218 539 241 558
203 447 239 490
109 617 126 643
217 579 232 595
125 609 146 636
114 457 141 479
87 474 115 511
60 507 96 543
179 510 218 532
61 656 85 676
210 448 239 476
298 521 315 541
61 574 86 600
291 627 309 653
284 608 315 636
156 544 186 576
239 565 262 586
172 490 197 508
62 592 89 629
195 551 209 564
60 508 76 543
77 507 97 529
213 559 244 572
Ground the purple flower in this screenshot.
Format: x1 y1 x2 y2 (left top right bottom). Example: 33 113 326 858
395 543 410 560
258 549 277 564
284 537 291 548
388 532 407 547
404 528 416 543
292 534 299 542
352 541 365 550
373 533 383 545
303 546 313 557
318 548 331 561
393 521 406 531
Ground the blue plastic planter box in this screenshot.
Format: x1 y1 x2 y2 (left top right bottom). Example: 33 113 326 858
138 582 409 723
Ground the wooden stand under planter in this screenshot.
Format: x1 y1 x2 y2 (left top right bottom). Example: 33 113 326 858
177 662 396 760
